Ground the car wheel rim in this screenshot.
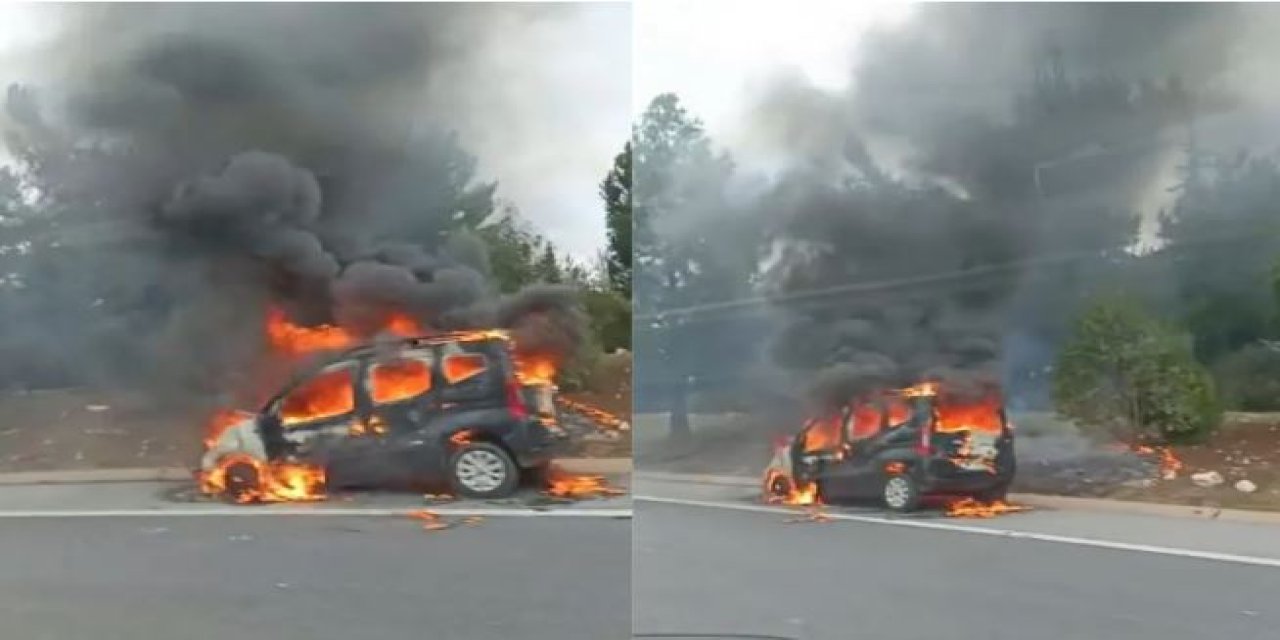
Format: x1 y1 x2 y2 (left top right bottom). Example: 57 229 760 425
456 449 507 492
884 476 911 508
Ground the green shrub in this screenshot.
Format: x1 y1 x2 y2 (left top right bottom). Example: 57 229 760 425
1054 296 1221 443
1214 344 1280 411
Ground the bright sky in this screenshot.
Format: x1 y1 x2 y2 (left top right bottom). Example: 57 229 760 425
635 0 916 150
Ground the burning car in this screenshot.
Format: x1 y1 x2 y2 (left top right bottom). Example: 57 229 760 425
200 330 569 501
763 382 1016 512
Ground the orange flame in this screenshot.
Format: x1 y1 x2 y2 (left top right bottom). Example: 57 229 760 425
945 497 1029 518
933 391 1004 435
556 397 630 431
801 415 843 453
198 453 326 503
543 465 625 499
203 408 250 449
369 358 432 404
514 353 558 385
1134 444 1183 478
264 306 423 357
763 468 821 506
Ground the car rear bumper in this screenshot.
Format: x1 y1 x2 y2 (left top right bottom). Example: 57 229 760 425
508 419 571 468
919 457 1016 495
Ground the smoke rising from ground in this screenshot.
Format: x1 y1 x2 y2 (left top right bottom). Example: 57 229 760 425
0 4 590 401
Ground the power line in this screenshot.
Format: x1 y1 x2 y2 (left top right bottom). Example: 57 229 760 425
635 223 1276 323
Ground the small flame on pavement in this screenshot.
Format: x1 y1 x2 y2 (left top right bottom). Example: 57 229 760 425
543 465 625 499
784 508 833 524
409 509 454 532
763 469 822 506
944 497 1029 518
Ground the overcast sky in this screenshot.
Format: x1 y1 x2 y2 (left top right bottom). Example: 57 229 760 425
0 2 630 262
635 0 915 156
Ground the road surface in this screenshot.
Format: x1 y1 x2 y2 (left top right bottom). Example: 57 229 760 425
0 480 631 640
634 474 1280 640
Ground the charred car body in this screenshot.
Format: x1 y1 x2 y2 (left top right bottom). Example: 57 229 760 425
201 332 568 500
763 383 1015 512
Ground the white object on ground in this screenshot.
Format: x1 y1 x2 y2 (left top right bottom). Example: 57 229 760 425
1191 471 1225 488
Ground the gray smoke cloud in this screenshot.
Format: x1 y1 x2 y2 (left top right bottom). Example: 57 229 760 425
719 4 1280 409
0 4 589 402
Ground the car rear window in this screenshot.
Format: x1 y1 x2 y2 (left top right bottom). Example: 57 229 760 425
280 365 355 426
369 357 432 404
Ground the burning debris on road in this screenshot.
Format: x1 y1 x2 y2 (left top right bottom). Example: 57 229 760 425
943 497 1030 519
541 465 626 500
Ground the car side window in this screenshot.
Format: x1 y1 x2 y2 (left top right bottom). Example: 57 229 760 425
883 397 912 429
442 352 488 386
279 364 355 427
847 401 883 441
368 354 433 404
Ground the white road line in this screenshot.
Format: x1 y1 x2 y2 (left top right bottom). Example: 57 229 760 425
637 495 1280 569
0 507 632 518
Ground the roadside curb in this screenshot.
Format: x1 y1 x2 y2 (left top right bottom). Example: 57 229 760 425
0 468 194 486
637 471 1280 525
1007 493 1280 526
554 458 632 474
0 458 633 487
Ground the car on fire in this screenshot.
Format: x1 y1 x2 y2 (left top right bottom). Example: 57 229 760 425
201 331 569 500
762 383 1016 512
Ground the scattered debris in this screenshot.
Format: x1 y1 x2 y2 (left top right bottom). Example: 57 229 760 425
783 509 833 524
406 509 484 533
1191 471 1225 488
1235 479 1258 493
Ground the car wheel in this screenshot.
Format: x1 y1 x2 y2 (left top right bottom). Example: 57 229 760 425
448 442 519 499
975 481 1010 503
764 472 794 501
882 474 921 513
223 460 262 502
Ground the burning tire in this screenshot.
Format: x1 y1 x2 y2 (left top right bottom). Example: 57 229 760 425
764 471 794 502
882 474 921 513
975 481 1010 503
448 442 519 499
223 460 262 502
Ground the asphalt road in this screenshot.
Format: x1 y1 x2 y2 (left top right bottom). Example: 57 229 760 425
634 481 1280 640
0 514 630 640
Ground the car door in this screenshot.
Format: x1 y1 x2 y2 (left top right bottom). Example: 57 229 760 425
357 348 441 482
819 399 888 498
263 361 362 465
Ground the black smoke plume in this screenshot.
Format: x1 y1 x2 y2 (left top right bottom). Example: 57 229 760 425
748 4 1280 407
0 4 586 403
